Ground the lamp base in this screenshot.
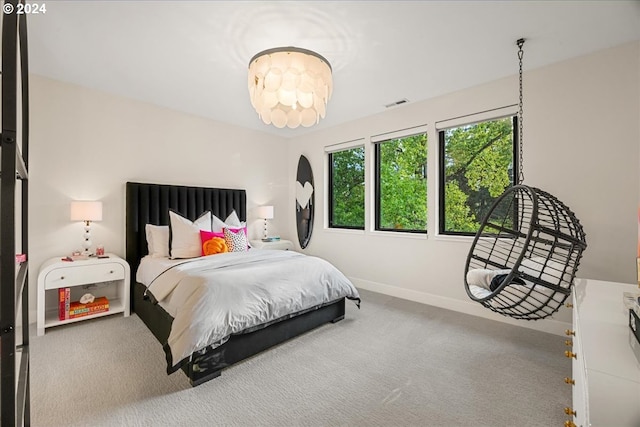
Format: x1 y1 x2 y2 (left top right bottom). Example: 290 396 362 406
82 221 93 255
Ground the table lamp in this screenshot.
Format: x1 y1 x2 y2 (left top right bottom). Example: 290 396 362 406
257 205 274 239
70 200 103 255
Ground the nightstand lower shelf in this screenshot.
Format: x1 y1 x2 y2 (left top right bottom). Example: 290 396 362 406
44 297 126 329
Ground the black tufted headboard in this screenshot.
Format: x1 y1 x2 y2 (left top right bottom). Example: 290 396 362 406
125 182 247 278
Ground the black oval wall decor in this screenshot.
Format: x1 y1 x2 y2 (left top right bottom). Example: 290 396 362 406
296 155 314 249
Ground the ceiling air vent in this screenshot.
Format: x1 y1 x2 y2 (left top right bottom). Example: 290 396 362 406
384 98 409 108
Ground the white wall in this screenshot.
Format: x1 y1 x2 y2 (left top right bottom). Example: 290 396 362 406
287 41 640 334
28 75 290 320
28 42 640 334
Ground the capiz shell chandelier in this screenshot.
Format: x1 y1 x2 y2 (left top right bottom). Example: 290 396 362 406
248 47 333 129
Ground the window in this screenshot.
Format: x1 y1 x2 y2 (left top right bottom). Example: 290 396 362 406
438 116 517 236
374 133 427 232
328 146 365 229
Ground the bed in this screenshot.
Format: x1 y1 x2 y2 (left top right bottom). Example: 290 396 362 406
125 182 359 386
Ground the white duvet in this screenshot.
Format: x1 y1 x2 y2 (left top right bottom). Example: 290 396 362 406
144 250 360 371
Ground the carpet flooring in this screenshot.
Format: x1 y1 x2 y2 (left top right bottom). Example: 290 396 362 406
30 289 571 426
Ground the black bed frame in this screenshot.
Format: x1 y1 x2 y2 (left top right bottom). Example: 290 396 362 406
125 182 345 386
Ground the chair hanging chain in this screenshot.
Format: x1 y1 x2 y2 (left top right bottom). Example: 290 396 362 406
517 38 525 184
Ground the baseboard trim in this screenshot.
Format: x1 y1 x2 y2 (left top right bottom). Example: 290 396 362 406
351 277 570 336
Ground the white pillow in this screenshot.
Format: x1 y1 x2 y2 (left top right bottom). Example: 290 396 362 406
519 257 570 284
211 211 246 232
169 210 212 259
145 224 170 258
225 211 242 227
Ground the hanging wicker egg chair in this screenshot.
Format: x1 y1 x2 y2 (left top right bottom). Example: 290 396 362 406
464 185 587 320
462 39 587 320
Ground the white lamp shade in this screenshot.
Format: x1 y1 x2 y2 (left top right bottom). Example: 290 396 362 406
70 201 103 222
257 205 274 220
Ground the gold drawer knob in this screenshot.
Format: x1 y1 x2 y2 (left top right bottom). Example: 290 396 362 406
564 350 577 359
565 339 573 346
564 377 575 385
565 303 574 308
564 421 577 427
565 329 575 336
564 407 577 416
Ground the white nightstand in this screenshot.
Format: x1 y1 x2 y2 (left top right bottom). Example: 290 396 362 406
250 239 295 251
37 254 130 336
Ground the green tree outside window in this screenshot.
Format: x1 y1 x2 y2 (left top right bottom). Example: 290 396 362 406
329 147 365 228
440 116 516 235
376 133 427 232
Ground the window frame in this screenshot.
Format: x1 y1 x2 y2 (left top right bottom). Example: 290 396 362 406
438 115 519 237
373 132 428 234
327 146 365 230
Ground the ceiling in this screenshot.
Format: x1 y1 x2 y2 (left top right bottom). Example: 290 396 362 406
26 1 640 138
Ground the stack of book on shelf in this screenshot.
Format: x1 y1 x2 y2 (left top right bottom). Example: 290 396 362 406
58 288 109 320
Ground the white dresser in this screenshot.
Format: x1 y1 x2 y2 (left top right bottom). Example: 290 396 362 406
569 278 640 426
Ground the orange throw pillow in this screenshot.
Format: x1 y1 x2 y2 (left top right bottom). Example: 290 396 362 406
202 237 228 256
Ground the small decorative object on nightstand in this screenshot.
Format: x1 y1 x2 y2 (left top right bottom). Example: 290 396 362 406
250 239 294 251
37 253 130 336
